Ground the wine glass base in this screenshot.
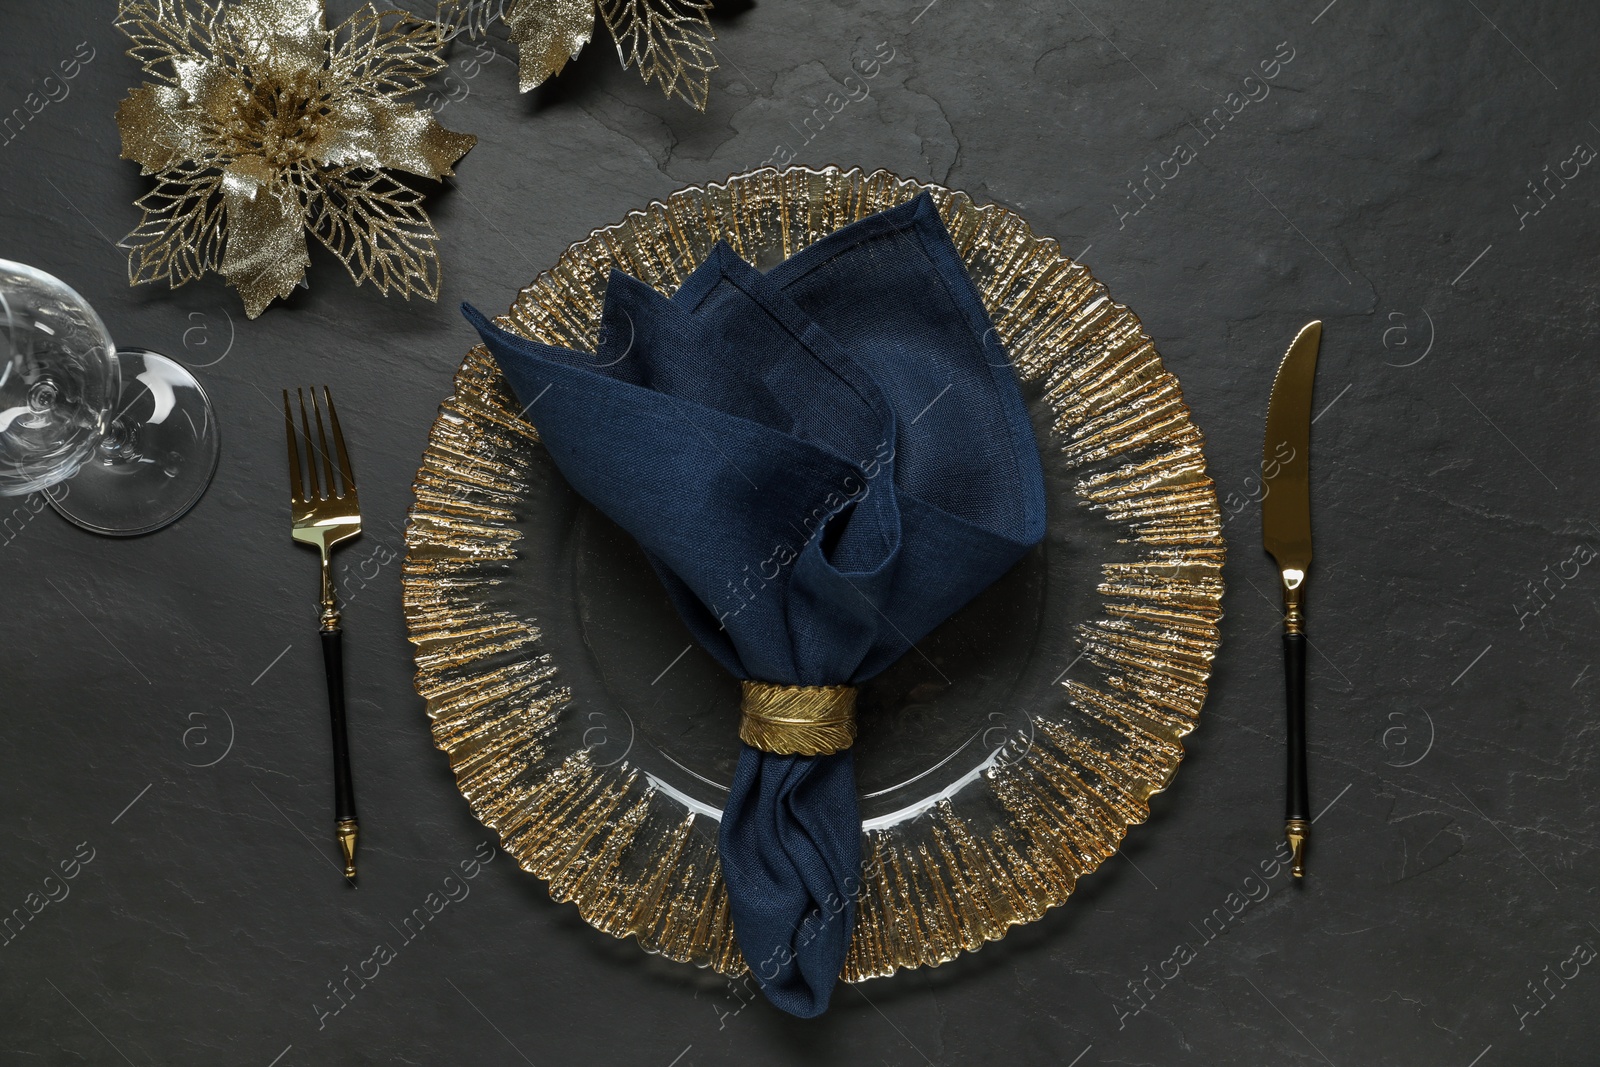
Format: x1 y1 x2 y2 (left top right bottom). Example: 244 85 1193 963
44 348 219 537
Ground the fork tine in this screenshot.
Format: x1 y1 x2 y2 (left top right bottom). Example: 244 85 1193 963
297 388 321 499
310 387 338 499
323 387 356 497
283 389 305 503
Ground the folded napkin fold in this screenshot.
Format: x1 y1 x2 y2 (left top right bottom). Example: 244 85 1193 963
463 191 1046 1016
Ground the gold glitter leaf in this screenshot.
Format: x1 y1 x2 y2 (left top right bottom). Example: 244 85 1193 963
115 0 224 83
124 166 227 288
596 0 716 110
309 167 443 301
329 6 454 94
114 0 476 318
503 0 596 92
220 180 311 319
116 85 204 173
436 0 716 109
315 96 476 179
433 0 498 40
228 0 326 64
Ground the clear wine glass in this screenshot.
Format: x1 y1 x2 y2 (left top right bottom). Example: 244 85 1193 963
0 259 218 535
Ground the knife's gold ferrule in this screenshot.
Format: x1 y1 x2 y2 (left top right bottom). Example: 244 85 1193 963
1285 819 1309 877
337 818 358 883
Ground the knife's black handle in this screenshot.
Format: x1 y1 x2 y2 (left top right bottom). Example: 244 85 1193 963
1283 632 1309 823
321 627 357 823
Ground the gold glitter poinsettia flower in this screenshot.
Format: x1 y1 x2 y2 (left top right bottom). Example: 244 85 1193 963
437 0 717 110
115 0 477 318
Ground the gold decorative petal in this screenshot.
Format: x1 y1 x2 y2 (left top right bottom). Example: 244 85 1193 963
315 96 476 179
171 54 242 120
220 179 310 318
503 0 597 92
403 166 1226 984
226 0 326 76
117 85 205 173
220 153 274 197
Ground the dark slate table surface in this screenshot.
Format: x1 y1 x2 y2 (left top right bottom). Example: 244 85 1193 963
3 2 1597 1064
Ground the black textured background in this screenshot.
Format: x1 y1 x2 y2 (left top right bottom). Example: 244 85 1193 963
2 1 1597 1064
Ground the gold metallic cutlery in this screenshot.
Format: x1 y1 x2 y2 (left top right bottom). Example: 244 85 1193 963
283 386 362 883
1261 321 1321 878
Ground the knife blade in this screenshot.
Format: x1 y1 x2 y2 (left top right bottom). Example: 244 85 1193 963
1262 319 1321 878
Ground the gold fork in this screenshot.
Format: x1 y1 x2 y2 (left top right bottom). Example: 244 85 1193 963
283 386 362 883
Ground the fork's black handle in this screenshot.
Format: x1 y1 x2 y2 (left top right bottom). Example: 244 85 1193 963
321 627 357 824
1284 632 1310 824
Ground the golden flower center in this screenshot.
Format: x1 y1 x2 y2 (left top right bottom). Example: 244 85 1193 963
231 68 334 169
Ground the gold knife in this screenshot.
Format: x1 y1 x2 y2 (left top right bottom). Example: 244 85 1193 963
1262 320 1321 878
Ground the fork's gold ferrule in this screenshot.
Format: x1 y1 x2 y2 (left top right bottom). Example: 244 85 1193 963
337 818 358 881
1285 819 1309 878
319 549 340 631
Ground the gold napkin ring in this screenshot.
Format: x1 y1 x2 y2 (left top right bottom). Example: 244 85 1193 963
739 681 857 756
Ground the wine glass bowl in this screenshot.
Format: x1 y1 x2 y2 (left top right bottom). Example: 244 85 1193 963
0 259 218 535
0 259 119 496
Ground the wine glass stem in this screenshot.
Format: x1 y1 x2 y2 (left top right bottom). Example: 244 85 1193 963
99 414 139 465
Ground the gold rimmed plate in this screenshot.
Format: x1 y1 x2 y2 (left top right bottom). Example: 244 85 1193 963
403 165 1224 983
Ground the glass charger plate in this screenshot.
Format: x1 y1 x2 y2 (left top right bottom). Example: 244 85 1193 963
403 165 1224 982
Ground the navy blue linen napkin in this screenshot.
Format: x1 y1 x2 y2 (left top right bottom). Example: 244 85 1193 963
462 191 1045 1016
